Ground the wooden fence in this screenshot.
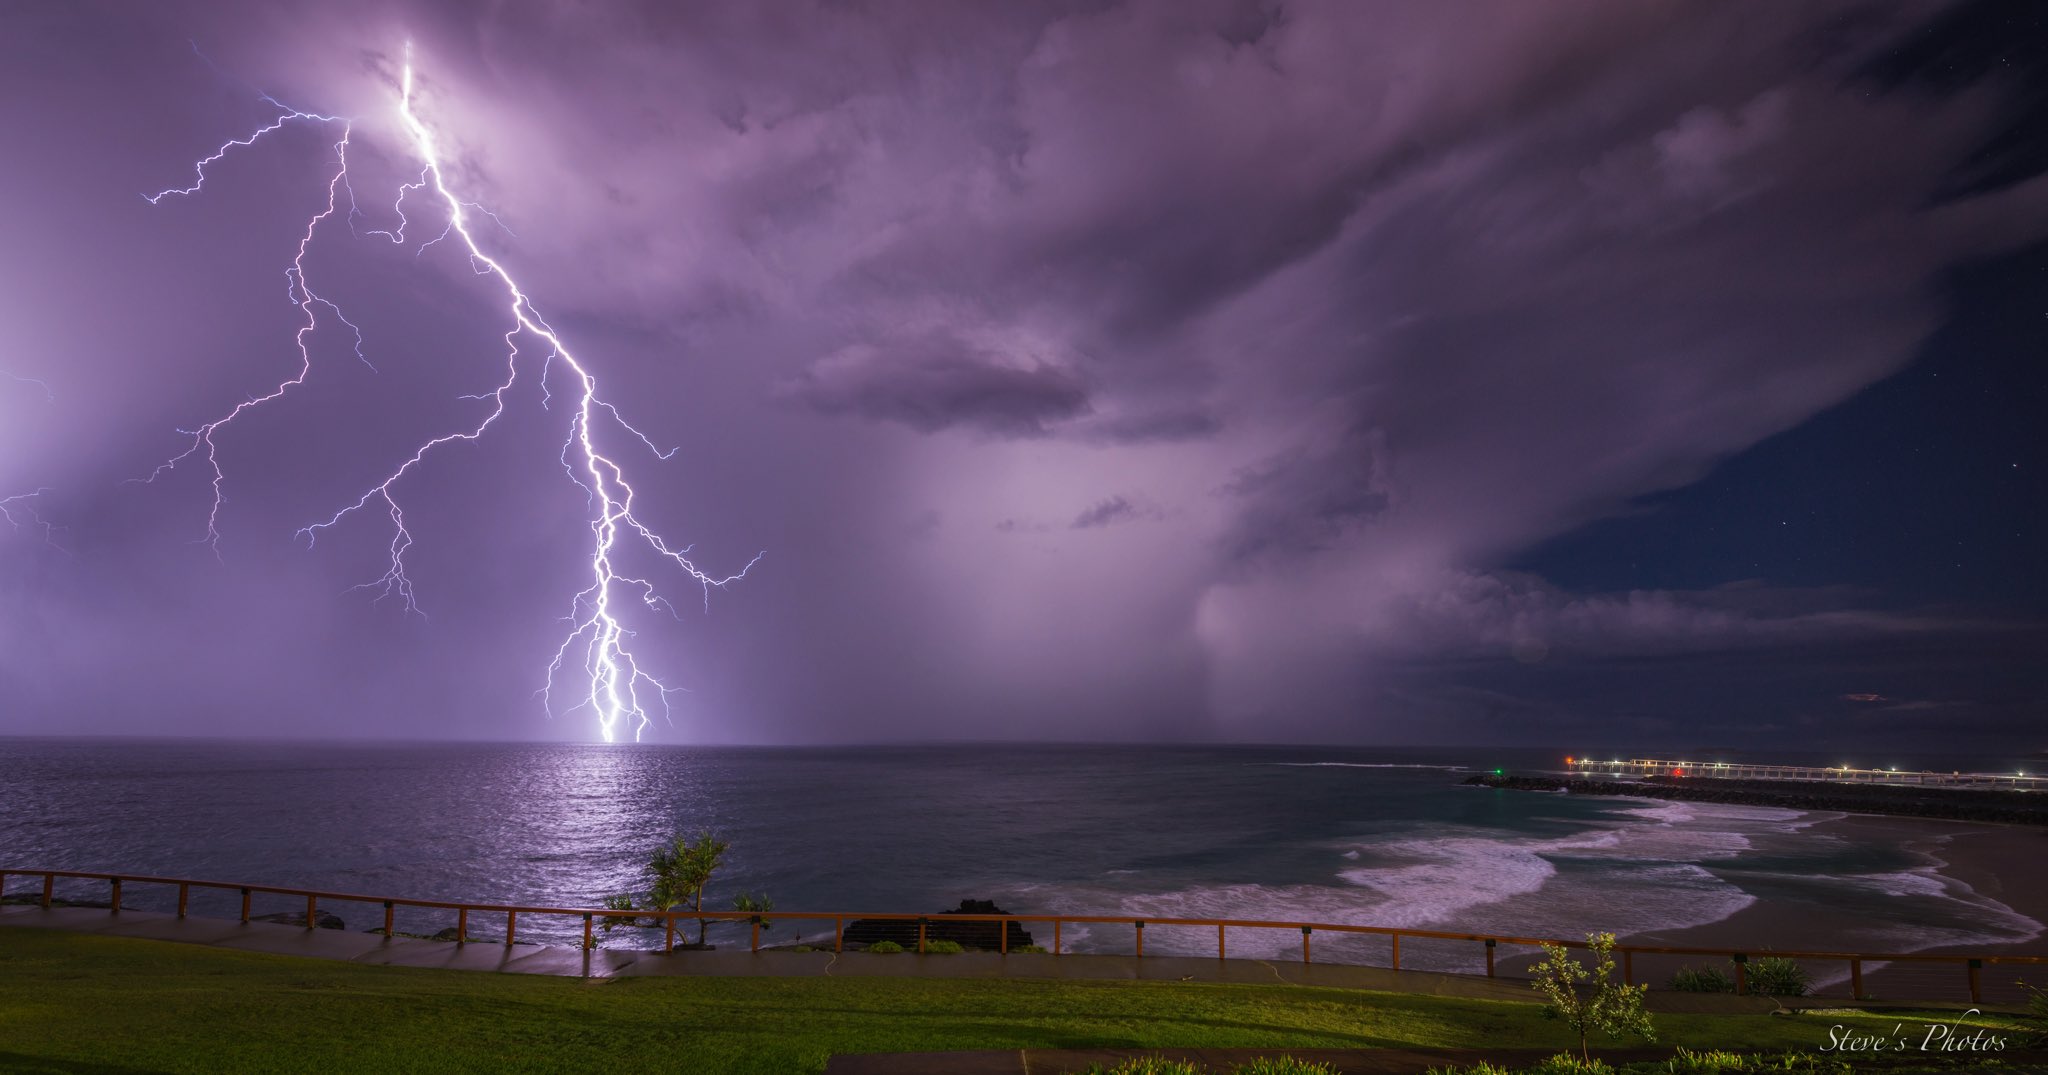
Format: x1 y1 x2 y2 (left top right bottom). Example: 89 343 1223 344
6 867 2042 1005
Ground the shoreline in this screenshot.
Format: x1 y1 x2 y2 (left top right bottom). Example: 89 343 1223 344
1613 812 2048 1001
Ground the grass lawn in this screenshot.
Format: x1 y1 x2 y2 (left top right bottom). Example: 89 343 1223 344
0 928 2013 1074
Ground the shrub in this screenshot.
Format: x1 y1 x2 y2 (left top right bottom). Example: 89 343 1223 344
1531 932 1655 1064
731 891 774 933
1663 1050 1747 1073
1079 1059 1204 1075
866 940 904 954
1525 1055 1613 1075
1232 1058 1340 1074
925 939 964 954
1662 1051 1851 1074
1744 956 1810 997
1013 944 1047 954
598 893 641 935
2017 981 2048 1047
1422 1065 1512 1075
1670 965 1734 993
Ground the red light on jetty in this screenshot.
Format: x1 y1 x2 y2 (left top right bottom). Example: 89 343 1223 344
1671 767 1684 777
1565 756 1574 765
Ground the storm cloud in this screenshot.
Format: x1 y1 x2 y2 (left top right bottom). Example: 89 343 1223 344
1 0 2042 747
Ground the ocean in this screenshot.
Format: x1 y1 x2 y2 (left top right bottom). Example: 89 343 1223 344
1 739 2039 971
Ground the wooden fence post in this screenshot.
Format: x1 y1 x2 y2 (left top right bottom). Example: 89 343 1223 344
1850 958 1863 1000
457 907 468 944
835 916 843 953
1135 921 1144 958
505 910 517 947
1218 924 1227 960
178 883 190 919
1969 959 1983 1004
1486 938 1496 978
41 874 53 909
1391 933 1400 971
383 901 394 938
1301 926 1312 964
109 878 122 913
1054 920 1061 955
305 895 317 929
239 888 250 923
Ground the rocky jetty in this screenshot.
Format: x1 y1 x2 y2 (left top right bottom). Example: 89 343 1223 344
842 899 1036 951
1465 773 2048 825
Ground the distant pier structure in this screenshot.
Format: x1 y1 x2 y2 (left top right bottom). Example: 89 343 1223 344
1564 756 2045 792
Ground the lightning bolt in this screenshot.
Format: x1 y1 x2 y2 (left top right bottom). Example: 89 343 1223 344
143 46 759 742
5 371 55 402
1 489 60 548
7 376 61 549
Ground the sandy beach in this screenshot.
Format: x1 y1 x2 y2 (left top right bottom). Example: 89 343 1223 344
1615 813 2048 1007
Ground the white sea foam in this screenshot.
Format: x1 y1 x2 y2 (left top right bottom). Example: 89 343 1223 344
998 785 2042 975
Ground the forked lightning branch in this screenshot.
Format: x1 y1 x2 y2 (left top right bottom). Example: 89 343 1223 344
141 46 759 743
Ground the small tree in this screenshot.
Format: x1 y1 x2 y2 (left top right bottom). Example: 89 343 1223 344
1532 931 1655 1063
648 829 729 946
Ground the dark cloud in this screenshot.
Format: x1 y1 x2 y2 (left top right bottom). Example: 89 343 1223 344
780 331 1090 437
1071 496 1136 529
1219 424 1391 563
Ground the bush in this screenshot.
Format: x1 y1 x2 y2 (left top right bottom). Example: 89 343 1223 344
790 945 816 953
1663 1051 1747 1073
1079 1059 1204 1075
1670 965 1734 993
1744 956 1810 997
924 939 964 954
1232 1058 1339 1074
1662 1051 1851 1074
866 941 904 954
1423 1065 1513 1075
598 893 642 936
1013 944 1047 954
1525 1055 1612 1075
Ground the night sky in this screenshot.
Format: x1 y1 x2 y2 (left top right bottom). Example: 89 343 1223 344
1 1 2043 750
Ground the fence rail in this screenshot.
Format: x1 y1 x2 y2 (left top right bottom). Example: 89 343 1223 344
6 867 2043 1004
